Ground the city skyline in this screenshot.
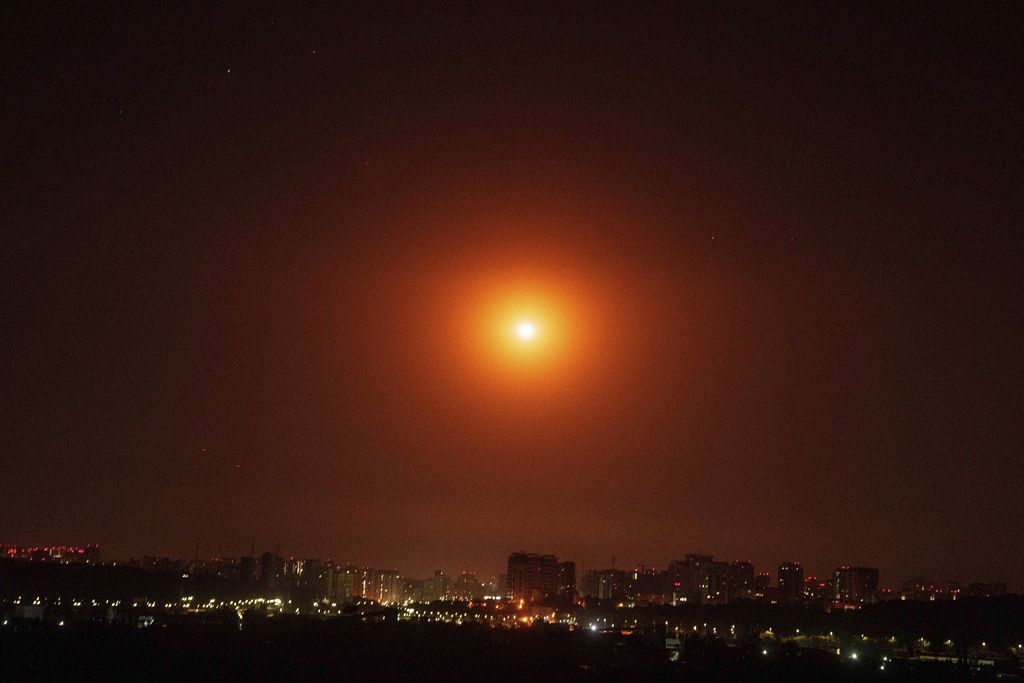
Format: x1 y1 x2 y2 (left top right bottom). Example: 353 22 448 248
2 542 1012 600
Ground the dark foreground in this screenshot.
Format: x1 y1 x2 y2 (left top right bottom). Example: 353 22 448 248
1 617 1012 682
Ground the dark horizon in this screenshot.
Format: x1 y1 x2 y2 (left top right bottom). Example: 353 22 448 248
4 5 1022 591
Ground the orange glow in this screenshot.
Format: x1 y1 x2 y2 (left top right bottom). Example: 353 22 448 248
465 279 588 388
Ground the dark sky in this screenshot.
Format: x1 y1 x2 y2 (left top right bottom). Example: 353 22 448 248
3 3 1022 587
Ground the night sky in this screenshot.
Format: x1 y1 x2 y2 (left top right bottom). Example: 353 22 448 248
3 4 1022 587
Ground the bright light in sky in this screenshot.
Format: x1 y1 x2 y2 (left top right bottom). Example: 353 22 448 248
462 278 598 384
516 321 537 340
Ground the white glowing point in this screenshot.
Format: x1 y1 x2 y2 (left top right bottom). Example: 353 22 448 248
516 322 537 340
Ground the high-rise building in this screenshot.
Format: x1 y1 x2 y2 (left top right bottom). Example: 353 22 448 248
583 568 628 601
753 571 771 599
259 551 283 590
282 558 331 599
506 552 558 602
728 561 755 601
802 576 833 604
665 554 729 604
627 565 664 603
0 544 101 564
332 564 361 601
239 556 257 586
362 569 402 604
833 566 879 604
402 578 426 603
188 556 239 581
697 559 730 604
424 570 451 601
492 575 507 599
557 561 576 602
902 577 942 601
665 560 688 604
281 558 304 588
452 572 482 600
315 562 334 601
778 562 804 602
